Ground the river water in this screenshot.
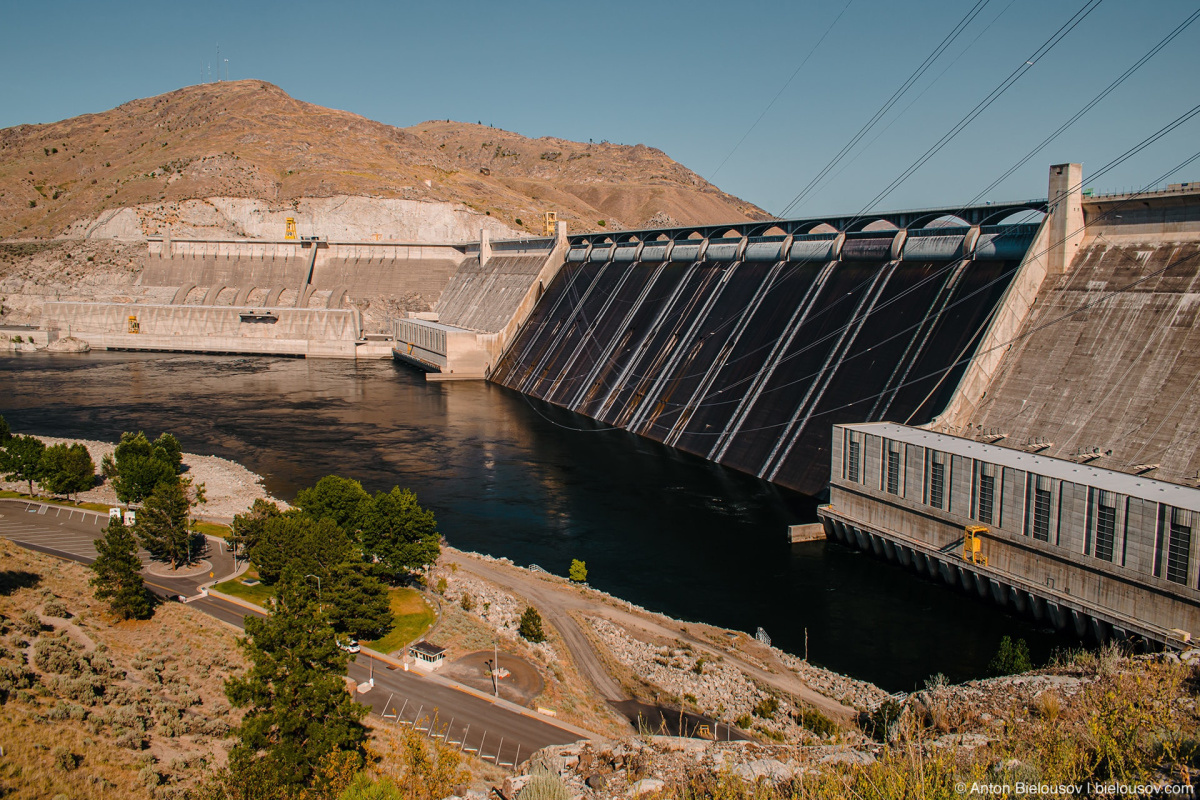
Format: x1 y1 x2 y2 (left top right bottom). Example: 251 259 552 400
1 351 1064 690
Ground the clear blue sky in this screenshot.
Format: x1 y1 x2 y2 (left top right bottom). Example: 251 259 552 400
3 0 1198 216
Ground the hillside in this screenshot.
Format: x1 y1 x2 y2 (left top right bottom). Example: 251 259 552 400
0 81 768 240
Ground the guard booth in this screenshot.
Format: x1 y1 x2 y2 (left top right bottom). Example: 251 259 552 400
407 640 446 671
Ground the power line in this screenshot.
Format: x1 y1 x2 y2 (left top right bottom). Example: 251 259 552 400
707 0 856 184
676 148 1200 437
505 13 1194 431
796 0 1019 211
778 0 994 218
846 0 1104 220
965 6 1200 206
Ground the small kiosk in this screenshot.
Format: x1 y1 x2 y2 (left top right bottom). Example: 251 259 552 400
407 640 446 672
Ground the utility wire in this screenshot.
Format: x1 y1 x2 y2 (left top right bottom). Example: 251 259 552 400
675 148 1200 437
846 0 1103 220
778 0 993 218
798 0 1018 211
708 0 855 184
965 5 1200 206
521 97 1200 406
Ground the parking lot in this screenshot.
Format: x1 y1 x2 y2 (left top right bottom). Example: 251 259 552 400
0 499 112 562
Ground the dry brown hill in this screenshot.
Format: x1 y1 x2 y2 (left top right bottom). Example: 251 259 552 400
0 81 768 240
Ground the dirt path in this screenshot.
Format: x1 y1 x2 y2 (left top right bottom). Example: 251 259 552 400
456 556 625 702
450 551 856 719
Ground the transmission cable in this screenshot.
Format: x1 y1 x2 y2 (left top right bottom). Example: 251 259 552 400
778 0 993 218
964 5 1200 207
708 0 856 183
846 0 1103 221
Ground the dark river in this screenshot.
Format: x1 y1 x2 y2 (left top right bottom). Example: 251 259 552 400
0 351 1065 691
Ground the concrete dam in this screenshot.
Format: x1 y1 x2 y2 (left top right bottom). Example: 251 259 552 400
490 202 1046 498
40 229 565 360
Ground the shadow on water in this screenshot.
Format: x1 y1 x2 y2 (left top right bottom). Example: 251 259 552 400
0 351 1071 690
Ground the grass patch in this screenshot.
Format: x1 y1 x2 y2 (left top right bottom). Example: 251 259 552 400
192 520 231 538
363 587 434 654
213 575 273 607
0 490 111 513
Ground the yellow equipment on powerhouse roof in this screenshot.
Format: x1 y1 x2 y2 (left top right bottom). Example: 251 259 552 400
285 217 297 240
543 211 557 236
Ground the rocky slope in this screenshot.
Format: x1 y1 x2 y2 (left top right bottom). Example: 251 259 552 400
0 80 768 241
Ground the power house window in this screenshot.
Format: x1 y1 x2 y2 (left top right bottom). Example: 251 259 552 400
1166 508 1192 586
977 463 996 525
1094 490 1116 562
1032 476 1052 542
886 442 901 495
928 452 946 510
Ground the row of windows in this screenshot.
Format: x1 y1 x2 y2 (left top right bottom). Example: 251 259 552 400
841 430 1197 588
398 322 446 354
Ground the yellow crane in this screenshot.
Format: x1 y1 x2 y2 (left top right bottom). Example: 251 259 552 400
542 211 557 237
285 217 297 240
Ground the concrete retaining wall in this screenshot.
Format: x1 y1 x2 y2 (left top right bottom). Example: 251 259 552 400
143 238 468 308
43 301 362 358
392 228 568 379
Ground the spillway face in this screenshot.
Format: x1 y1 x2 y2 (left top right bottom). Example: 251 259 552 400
436 250 554 333
491 225 1035 496
963 238 1200 486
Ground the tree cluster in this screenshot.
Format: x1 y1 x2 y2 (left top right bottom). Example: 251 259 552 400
229 474 447 644
135 476 206 569
100 430 182 503
0 416 96 501
294 476 442 584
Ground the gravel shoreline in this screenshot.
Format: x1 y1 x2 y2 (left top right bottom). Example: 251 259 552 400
0 433 286 520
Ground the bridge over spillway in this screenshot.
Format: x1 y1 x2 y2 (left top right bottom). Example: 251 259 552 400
490 192 1055 497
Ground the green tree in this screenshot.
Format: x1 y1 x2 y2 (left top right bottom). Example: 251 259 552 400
254 517 391 641
224 572 367 798
0 414 10 443
519 606 545 643
569 558 588 583
326 560 393 642
101 431 179 503
38 443 95 501
294 475 370 530
135 480 194 568
357 487 440 583
230 498 282 559
988 635 1033 676
90 518 151 620
152 432 183 471
252 515 353 585
0 434 45 495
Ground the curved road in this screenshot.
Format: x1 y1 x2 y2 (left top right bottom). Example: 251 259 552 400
0 499 586 763
453 550 856 720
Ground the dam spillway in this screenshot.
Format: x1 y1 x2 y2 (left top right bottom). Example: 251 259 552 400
490 203 1045 498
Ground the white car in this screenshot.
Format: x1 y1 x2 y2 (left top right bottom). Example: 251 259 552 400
337 638 360 654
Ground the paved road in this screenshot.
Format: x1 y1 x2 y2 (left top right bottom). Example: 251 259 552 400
0 499 235 599
1 500 585 762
